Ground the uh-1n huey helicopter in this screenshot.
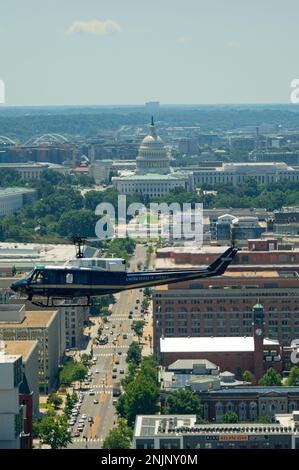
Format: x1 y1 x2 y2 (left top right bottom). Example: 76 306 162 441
10 237 238 308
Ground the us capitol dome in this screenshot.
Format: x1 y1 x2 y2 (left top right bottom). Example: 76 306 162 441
136 117 170 175
112 118 194 199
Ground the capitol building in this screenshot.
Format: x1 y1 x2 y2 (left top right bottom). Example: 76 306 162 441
112 119 193 198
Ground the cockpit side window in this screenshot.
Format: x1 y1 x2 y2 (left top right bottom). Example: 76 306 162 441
31 270 44 284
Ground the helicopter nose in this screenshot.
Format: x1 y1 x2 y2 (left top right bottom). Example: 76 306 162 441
10 279 27 293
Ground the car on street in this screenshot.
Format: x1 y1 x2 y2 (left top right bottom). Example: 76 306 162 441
122 334 127 339
78 427 84 433
112 367 117 373
78 419 84 425
117 351 122 356
88 417 94 423
120 369 125 374
115 359 120 365
73 430 80 437
112 399 118 405
110 330 113 335
112 374 117 379
89 389 95 395
135 306 138 310
81 414 87 420
112 324 116 328
95 370 99 374
69 419 76 426
93 398 99 404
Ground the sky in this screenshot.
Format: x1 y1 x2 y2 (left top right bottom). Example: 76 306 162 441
0 0 299 106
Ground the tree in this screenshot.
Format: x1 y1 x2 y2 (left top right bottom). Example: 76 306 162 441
11 265 17 276
36 413 72 449
243 370 254 383
222 412 239 423
73 363 88 381
131 321 145 338
102 419 133 449
165 389 202 415
57 209 97 238
47 393 63 409
259 368 282 386
64 393 73 417
285 366 299 386
143 287 152 297
81 353 92 368
126 342 142 367
116 356 159 426
100 307 112 318
59 359 87 385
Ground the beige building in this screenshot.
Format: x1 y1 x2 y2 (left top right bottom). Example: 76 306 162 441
60 301 88 349
193 162 299 187
0 162 66 180
4 340 39 417
0 353 24 449
0 305 62 393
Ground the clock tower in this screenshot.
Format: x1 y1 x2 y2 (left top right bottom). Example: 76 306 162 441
253 303 265 383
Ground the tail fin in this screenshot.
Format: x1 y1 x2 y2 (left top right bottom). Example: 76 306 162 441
207 246 238 276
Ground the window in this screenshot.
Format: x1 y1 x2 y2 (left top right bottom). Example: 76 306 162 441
66 273 74 284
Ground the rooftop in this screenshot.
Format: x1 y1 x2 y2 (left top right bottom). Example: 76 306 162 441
113 173 185 180
134 415 292 438
168 359 218 371
0 310 57 328
160 336 279 353
4 340 38 360
208 386 299 395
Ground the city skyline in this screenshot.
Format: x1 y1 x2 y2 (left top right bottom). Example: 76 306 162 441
1 0 299 106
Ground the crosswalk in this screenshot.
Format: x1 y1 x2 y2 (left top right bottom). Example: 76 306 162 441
92 385 113 391
94 344 129 351
72 438 103 443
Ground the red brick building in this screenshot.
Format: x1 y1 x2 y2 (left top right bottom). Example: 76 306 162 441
153 241 299 350
159 303 282 382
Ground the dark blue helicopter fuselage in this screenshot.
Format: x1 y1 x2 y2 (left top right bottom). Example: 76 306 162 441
10 246 237 301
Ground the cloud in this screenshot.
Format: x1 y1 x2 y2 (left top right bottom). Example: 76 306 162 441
66 19 121 37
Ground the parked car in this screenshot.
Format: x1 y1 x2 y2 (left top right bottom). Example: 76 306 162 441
93 398 99 404
73 430 80 437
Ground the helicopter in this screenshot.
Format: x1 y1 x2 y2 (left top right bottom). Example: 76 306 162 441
10 237 238 308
